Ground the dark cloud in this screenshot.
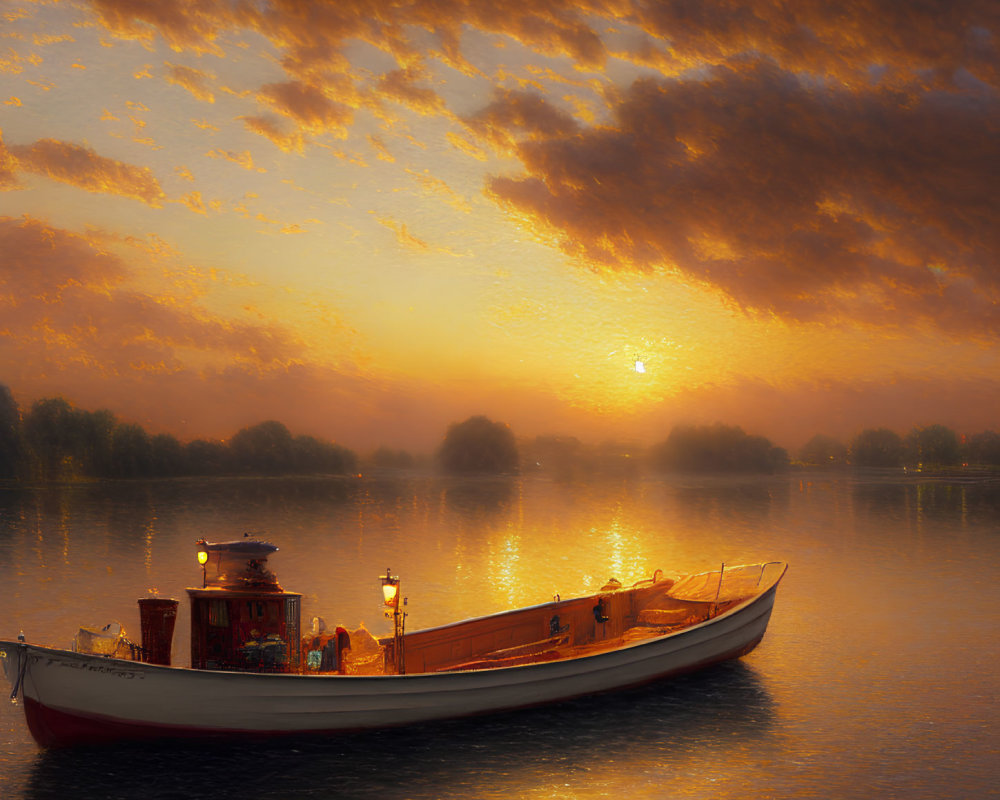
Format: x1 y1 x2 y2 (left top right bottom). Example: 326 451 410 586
632 0 998 89
474 60 1000 334
465 89 580 151
87 0 998 164
90 1 997 86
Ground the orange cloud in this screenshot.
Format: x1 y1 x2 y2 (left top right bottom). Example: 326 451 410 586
239 114 304 152
165 62 214 102
406 169 470 213
90 0 233 55
377 67 445 115
0 215 304 378
0 47 42 75
256 80 354 135
8 135 165 206
180 190 206 214
375 215 429 251
0 132 20 189
205 148 264 172
367 134 395 163
472 61 1000 336
33 33 74 46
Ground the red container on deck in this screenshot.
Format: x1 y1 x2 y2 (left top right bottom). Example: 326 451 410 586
138 598 179 666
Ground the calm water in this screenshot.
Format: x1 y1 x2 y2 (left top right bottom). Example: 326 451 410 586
0 472 997 799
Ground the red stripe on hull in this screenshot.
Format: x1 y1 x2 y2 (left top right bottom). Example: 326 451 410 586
26 697 180 748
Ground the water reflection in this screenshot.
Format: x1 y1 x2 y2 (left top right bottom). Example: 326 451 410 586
23 662 774 800
668 477 790 524
441 477 515 517
851 476 1000 524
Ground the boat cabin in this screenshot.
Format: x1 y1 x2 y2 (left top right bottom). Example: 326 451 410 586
188 538 301 673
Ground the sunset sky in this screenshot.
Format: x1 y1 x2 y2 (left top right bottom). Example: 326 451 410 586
1 1 997 453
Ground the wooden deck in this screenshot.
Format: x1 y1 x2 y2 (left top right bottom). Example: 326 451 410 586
396 577 742 674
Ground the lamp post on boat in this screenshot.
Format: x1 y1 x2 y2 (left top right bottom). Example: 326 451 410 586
197 545 209 588
380 568 406 674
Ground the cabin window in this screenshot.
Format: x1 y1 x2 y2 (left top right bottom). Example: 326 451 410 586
208 600 229 627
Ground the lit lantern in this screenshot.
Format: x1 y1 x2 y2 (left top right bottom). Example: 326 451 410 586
380 569 400 608
196 541 210 588
379 568 405 674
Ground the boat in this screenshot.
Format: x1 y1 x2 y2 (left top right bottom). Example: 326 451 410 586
1 538 787 747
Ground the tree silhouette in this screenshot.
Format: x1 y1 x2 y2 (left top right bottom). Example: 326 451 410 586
22 397 83 480
651 424 788 473
230 420 295 474
0 385 359 480
150 433 187 476
966 430 1000 465
437 416 519 474
185 439 233 474
0 385 22 480
905 424 960 467
77 408 117 477
228 421 356 475
110 423 153 478
290 434 357 474
850 428 905 467
798 434 848 466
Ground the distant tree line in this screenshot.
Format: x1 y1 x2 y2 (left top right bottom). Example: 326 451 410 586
799 424 1000 469
447 418 1000 476
0 385 356 482
4 382 999 483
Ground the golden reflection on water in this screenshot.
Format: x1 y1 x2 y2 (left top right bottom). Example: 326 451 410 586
486 524 522 609
601 501 650 585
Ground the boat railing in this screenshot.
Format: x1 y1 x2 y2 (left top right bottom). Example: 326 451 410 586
756 561 786 586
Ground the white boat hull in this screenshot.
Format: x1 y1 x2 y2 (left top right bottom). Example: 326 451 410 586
2 568 784 747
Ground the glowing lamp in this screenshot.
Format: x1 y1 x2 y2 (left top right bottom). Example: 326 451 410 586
380 569 400 608
197 550 209 565
634 360 646 374
379 568 406 675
